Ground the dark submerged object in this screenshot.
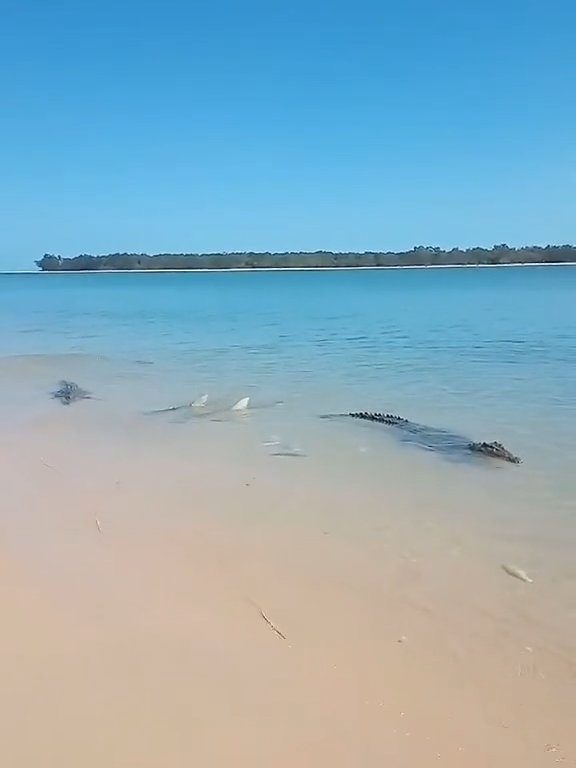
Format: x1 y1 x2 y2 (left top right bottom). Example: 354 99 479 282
52 380 91 405
345 412 521 464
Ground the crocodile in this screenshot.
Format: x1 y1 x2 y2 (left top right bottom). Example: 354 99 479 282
343 412 521 464
347 412 409 426
468 441 521 463
52 380 91 405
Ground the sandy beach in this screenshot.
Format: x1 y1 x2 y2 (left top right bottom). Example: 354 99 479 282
1 400 574 767
6 261 576 275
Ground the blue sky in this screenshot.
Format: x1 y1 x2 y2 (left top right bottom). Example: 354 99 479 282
1 0 574 269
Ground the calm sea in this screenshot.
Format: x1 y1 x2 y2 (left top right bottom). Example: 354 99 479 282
1 267 575 554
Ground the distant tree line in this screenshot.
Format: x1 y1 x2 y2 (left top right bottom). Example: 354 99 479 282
36 245 576 271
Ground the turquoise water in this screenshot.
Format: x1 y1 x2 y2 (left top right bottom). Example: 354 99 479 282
1 266 576 473
1 266 575 581
2 266 575 400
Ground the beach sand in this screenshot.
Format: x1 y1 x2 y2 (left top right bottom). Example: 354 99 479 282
1 404 574 767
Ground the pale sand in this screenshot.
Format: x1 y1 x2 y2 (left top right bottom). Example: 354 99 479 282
1 407 574 767
5 261 576 277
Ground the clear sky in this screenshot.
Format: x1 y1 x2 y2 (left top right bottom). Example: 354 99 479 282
1 0 574 269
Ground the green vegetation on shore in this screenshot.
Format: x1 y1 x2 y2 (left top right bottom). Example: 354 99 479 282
36 245 576 271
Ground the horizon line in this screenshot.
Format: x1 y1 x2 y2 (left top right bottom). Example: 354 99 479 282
3 261 576 275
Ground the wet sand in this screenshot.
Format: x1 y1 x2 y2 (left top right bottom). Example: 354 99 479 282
1 405 575 767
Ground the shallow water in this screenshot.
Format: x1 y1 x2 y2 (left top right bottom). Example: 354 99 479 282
2 267 576 438
1 267 575 526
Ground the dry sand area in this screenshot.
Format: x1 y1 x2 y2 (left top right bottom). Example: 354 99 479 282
1 407 574 767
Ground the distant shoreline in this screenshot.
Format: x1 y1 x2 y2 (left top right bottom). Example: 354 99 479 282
4 261 576 275
34 245 576 272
